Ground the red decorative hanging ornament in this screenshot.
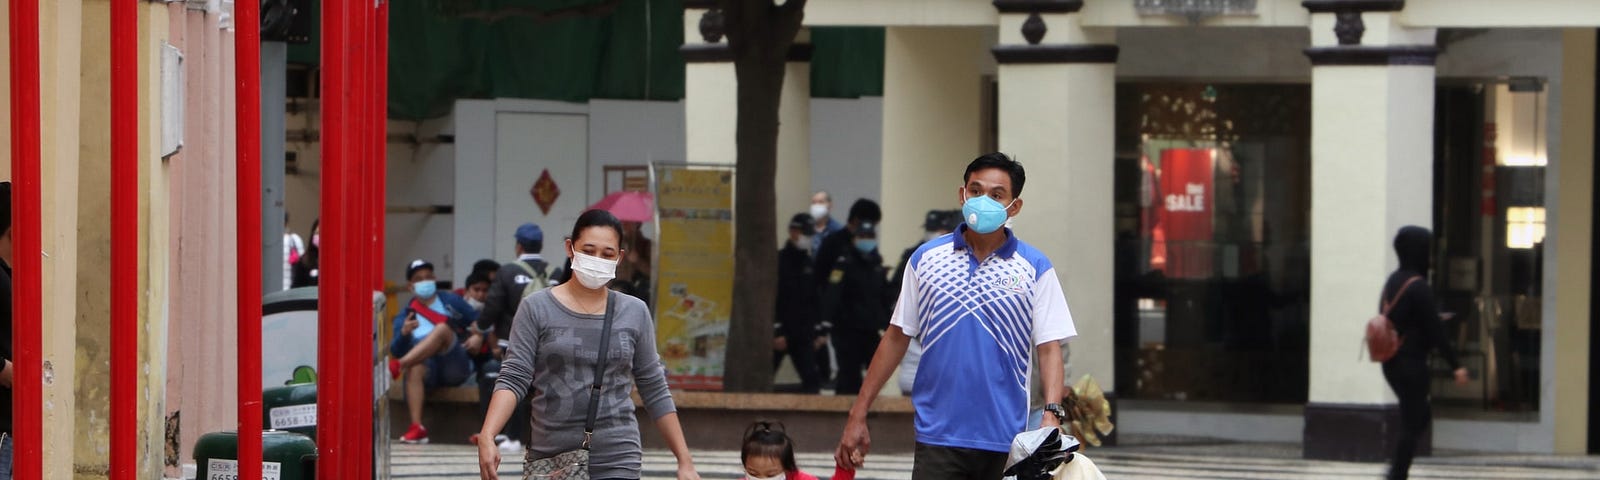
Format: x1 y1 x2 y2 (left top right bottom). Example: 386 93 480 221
531 169 561 215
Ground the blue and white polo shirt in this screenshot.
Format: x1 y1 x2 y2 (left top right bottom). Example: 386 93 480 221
892 225 1076 452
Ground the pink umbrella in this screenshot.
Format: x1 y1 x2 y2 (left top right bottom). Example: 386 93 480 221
588 191 655 222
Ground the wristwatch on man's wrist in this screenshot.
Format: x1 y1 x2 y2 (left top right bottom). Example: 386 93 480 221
1043 403 1067 422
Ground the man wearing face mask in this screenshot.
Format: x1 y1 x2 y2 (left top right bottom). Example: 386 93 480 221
836 153 1076 479
774 213 823 393
820 220 892 396
390 259 480 445
813 199 885 389
810 191 844 257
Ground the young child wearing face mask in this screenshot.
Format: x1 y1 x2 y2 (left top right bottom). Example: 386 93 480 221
742 421 856 480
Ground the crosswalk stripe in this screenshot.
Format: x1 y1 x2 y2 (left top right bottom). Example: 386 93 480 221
388 444 1600 480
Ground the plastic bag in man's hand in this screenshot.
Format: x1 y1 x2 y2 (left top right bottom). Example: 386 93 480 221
1002 427 1081 480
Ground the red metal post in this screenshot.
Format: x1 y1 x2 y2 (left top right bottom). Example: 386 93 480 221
360 3 379 476
235 0 264 478
375 0 389 294
7 0 43 478
318 0 351 476
110 0 139 477
345 5 366 476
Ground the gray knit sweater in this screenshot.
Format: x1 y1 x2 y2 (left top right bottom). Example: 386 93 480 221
495 289 677 478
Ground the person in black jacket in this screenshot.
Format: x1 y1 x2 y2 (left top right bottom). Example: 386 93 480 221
813 199 883 386
774 213 823 393
821 221 893 395
0 182 14 474
290 219 320 288
470 222 550 453
1382 226 1469 480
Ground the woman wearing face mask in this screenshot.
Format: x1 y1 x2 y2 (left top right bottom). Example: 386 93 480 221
477 209 700 480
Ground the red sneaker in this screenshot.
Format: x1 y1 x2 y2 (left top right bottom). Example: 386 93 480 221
399 423 429 444
388 358 401 380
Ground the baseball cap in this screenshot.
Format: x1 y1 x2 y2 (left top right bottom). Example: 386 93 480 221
514 223 544 245
923 210 949 232
789 213 815 233
405 259 434 280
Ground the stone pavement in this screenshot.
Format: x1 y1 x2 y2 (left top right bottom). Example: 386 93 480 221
390 441 1600 479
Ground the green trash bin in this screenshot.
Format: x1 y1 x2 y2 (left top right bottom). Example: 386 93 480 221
263 382 318 440
193 430 317 480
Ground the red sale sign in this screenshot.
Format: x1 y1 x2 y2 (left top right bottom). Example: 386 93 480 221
1156 148 1215 279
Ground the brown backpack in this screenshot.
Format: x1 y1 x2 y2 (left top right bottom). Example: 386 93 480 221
1365 276 1421 362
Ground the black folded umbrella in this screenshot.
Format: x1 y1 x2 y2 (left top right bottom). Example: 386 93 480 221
1002 427 1083 480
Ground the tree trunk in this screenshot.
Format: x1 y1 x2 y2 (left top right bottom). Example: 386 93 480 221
720 0 805 392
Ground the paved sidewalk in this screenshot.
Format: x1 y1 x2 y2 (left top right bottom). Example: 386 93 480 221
390 441 1600 479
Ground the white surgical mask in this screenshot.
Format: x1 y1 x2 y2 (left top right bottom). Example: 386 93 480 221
747 474 786 480
466 298 485 312
570 252 618 290
809 204 829 220
793 236 813 251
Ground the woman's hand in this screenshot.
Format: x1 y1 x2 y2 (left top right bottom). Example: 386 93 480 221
477 435 502 480
676 460 701 480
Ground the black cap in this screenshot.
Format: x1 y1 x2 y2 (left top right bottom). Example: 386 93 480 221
789 213 815 233
928 209 947 232
939 210 964 232
405 259 434 280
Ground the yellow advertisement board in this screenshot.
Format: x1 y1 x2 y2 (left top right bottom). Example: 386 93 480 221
651 166 735 390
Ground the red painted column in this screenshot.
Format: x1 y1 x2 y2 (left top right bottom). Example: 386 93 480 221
7 0 43 478
234 0 264 478
110 0 139 478
348 5 371 478
316 0 349 475
375 0 389 294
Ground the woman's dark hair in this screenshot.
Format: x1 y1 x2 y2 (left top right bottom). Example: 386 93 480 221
569 209 626 249
302 219 321 262
964 152 1027 198
741 420 797 472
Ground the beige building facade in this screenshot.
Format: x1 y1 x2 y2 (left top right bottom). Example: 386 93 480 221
683 0 1600 458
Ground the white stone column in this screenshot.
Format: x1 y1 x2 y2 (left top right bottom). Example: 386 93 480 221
1301 2 1438 461
878 26 988 255
775 32 813 238
682 3 736 166
992 0 1118 441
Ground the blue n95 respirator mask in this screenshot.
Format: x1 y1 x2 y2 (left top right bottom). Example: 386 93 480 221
963 195 1016 234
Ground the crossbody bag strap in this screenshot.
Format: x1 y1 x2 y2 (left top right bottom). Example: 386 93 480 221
582 291 617 449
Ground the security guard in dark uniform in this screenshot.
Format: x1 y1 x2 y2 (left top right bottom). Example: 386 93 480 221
774 213 824 393
821 221 894 395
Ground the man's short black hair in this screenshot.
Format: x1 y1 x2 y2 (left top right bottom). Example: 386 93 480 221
465 271 491 288
963 152 1026 198
471 259 501 278
847 199 881 224
0 182 11 234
